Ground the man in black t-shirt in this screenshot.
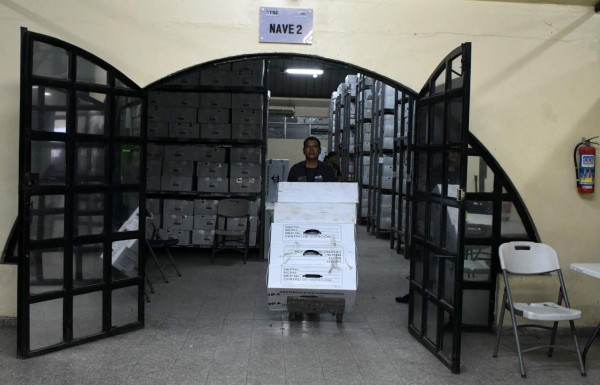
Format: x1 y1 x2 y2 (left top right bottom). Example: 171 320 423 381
287 137 336 182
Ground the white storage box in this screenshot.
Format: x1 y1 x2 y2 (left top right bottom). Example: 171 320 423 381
161 176 193 191
162 160 194 176
197 108 230 124
193 214 217 230
169 122 200 139
163 199 194 216
200 123 231 140
196 177 228 193
277 182 358 203
270 223 356 246
229 177 261 193
231 94 263 109
230 147 261 163
163 214 194 231
193 199 219 215
231 124 262 140
196 162 228 178
164 145 195 161
170 107 198 123
191 229 214 246
194 146 227 162
273 202 357 224
230 162 261 178
148 121 168 138
200 69 232 87
199 92 231 108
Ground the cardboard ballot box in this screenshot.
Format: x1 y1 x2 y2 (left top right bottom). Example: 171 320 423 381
277 182 358 203
273 202 357 224
267 243 357 311
270 223 356 246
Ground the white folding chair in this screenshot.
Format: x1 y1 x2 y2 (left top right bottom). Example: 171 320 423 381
493 241 586 378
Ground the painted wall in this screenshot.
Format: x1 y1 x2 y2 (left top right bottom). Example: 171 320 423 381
0 1 599 325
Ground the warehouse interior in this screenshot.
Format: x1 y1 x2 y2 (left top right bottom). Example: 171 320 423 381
1 1 600 384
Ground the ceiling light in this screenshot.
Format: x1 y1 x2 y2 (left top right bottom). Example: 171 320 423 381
285 68 323 78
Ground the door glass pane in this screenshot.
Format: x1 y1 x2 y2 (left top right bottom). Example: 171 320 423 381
114 145 141 184
112 286 139 327
411 291 423 333
113 192 139 232
466 156 494 193
416 152 427 193
73 291 103 339
426 300 438 343
427 254 440 297
75 193 104 236
462 290 490 326
76 144 105 185
30 298 63 351
112 239 139 280
442 258 455 305
30 195 65 240
32 41 69 79
433 69 446 95
29 248 63 294
413 244 425 286
32 86 68 133
447 97 462 144
444 206 458 253
77 91 106 134
115 96 142 137
449 56 463 89
76 56 107 85
415 201 425 237
464 246 491 282
31 141 66 185
441 310 453 360
446 151 461 189
466 201 492 238
430 152 443 194
429 202 441 246
501 202 528 237
431 102 444 145
416 106 428 145
73 243 104 287
115 77 132 90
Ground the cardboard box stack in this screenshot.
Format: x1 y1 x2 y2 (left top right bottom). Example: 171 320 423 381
267 182 359 315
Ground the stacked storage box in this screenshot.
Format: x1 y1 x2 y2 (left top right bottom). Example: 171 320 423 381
267 182 359 319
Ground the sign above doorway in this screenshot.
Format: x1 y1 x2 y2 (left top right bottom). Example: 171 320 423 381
259 7 313 44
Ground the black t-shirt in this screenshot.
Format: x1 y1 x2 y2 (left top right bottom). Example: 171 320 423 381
287 161 337 182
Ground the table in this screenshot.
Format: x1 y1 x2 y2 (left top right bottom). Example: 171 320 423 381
570 263 600 367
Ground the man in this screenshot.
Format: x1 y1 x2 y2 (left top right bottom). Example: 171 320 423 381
287 136 337 182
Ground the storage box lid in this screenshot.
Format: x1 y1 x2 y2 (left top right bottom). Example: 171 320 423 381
277 182 358 203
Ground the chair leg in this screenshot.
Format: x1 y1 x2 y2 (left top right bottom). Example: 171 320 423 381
211 234 218 263
548 320 559 357
147 240 169 283
569 320 587 376
493 294 507 357
164 248 182 277
146 275 155 294
509 311 527 378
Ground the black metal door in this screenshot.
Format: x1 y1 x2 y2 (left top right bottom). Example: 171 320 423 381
407 43 471 373
17 28 146 357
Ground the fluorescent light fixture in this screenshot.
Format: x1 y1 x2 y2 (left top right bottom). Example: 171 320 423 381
285 68 324 78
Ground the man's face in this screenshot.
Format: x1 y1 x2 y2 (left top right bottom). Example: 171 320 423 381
303 140 320 160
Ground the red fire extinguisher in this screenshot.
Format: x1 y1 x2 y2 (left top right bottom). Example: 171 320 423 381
574 136 598 193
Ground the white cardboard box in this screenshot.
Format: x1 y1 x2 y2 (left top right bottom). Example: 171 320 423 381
273 202 357 224
270 223 356 246
277 182 358 203
266 250 357 311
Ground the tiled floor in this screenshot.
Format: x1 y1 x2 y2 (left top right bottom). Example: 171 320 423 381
0 225 597 384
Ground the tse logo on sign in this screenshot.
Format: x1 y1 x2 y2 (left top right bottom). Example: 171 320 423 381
259 7 313 45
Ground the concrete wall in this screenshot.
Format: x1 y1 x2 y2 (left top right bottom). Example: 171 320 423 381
1 1 599 325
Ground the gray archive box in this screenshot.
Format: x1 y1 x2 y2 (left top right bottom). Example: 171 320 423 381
193 199 219 215
147 106 170 122
197 108 230 124
147 176 161 191
146 160 162 176
148 91 170 107
164 145 195 161
163 199 194 216
232 108 262 125
195 146 227 162
229 177 261 193
163 214 194 231
201 123 231 140
200 69 232 87
230 162 261 178
170 107 197 123
193 214 217 230
199 93 231 108
148 121 168 138
147 143 164 160
196 162 228 178
231 94 263 109
231 124 262 140
162 160 194 176
196 177 228 193
230 147 261 163
161 176 193 191
170 92 200 108
165 230 191 246
192 229 214 246
169 122 200 139
164 72 199 87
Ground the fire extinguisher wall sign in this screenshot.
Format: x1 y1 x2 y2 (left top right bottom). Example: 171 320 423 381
574 136 598 194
